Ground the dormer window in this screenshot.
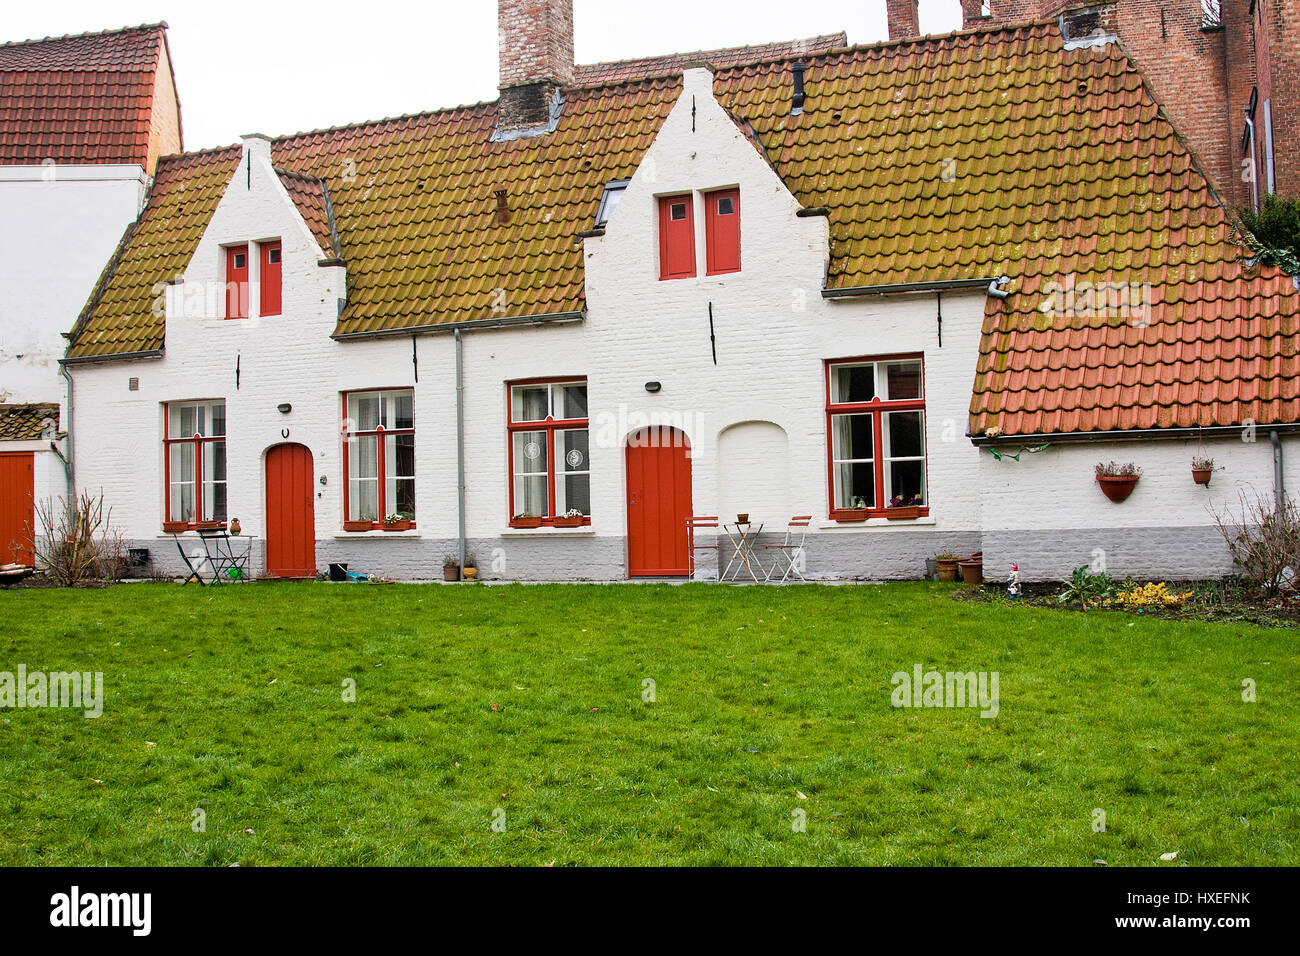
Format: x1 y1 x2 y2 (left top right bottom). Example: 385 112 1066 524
225 245 249 319
595 179 628 227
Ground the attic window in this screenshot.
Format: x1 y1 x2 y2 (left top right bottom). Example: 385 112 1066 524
595 179 628 227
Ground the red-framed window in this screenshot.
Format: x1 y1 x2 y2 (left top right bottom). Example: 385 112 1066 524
825 355 928 519
164 400 227 527
507 379 589 526
658 194 696 280
225 245 249 319
260 241 282 316
704 187 740 275
342 389 415 528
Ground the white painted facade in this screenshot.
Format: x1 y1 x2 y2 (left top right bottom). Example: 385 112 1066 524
64 69 1288 582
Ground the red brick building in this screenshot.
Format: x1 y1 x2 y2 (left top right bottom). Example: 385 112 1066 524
958 0 1295 209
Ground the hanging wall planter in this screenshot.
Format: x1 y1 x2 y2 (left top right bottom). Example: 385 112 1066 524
1191 456 1214 486
1095 461 1142 503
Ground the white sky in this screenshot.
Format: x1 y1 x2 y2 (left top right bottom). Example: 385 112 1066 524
4 0 964 151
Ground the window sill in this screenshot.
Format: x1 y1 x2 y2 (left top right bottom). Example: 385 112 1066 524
500 526 597 537
816 517 936 530
331 530 422 539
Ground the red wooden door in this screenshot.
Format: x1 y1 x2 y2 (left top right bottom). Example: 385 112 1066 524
0 453 34 565
626 427 692 576
265 444 315 578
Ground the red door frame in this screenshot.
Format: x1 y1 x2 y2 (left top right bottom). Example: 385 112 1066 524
265 443 315 578
625 427 692 576
0 452 34 565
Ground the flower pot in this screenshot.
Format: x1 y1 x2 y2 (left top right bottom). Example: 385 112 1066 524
736 513 749 524
553 515 584 528
342 520 373 532
886 505 920 520
381 520 411 532
936 559 960 582
195 520 222 531
835 509 869 523
463 567 478 581
1192 468 1212 486
443 565 460 582
1096 475 1139 503
512 515 543 529
958 559 983 584
162 521 188 533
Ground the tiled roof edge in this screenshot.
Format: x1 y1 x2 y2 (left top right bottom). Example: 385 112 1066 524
0 21 167 51
972 421 1300 444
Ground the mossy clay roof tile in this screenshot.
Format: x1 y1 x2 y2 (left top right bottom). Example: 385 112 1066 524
65 21 1300 436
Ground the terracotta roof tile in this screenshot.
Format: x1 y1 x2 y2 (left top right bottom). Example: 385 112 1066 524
0 403 58 441
64 21 1300 436
0 23 167 167
277 167 337 257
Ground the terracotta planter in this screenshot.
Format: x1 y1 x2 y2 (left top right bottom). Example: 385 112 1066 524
886 505 921 520
443 565 460 582
342 520 373 532
195 520 223 531
958 559 983 584
1192 468 1212 486
162 521 188 533
553 515 584 528
381 520 412 532
936 559 960 582
1097 475 1139 503
463 567 478 581
834 509 869 523
512 515 543 528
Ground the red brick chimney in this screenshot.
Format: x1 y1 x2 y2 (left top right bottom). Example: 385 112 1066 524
886 0 920 40
497 0 574 133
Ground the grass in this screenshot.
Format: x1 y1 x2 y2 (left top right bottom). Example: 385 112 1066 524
0 581 1296 866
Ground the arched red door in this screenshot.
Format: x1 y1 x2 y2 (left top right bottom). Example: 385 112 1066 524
265 444 315 578
626 427 692 576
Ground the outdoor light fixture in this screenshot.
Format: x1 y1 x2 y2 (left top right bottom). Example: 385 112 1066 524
277 403 292 414
645 381 662 393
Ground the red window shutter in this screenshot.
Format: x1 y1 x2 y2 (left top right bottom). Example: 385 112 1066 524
226 245 249 319
705 188 740 275
658 195 696 280
260 241 282 316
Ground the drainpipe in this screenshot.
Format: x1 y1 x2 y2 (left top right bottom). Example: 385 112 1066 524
454 328 466 574
1270 430 1284 510
59 364 75 502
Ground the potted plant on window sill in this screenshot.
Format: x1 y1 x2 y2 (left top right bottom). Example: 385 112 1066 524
1095 461 1142 502
162 520 188 534
343 520 373 532
512 513 543 529
1191 456 1214 485
835 496 870 522
381 512 413 532
886 494 923 520
553 509 585 528
442 554 460 582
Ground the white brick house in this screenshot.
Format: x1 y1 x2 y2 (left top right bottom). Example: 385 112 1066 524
57 2 1300 583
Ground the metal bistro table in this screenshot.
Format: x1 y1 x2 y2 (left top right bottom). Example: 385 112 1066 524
175 529 255 585
721 520 765 582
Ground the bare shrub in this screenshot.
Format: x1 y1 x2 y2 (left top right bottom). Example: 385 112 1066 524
1211 492 1300 598
23 492 124 587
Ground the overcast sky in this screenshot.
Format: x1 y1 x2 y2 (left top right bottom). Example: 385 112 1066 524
5 0 964 150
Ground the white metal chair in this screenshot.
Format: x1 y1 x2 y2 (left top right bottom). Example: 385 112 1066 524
686 515 719 579
763 515 811 583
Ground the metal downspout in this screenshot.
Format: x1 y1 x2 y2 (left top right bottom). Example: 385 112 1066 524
1270 430 1284 510
455 328 466 574
59 364 75 502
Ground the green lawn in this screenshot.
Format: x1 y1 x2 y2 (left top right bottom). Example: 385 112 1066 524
1 581 1296 866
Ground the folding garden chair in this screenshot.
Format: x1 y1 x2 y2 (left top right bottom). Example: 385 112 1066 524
686 515 719 579
175 534 212 585
763 515 812 583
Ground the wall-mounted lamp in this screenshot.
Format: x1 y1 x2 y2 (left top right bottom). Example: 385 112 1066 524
319 475 328 486
645 381 662 393
277 403 292 414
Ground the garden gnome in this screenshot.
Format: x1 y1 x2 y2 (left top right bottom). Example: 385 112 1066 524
1007 562 1022 600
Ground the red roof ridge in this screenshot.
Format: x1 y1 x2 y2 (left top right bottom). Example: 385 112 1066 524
0 21 166 53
